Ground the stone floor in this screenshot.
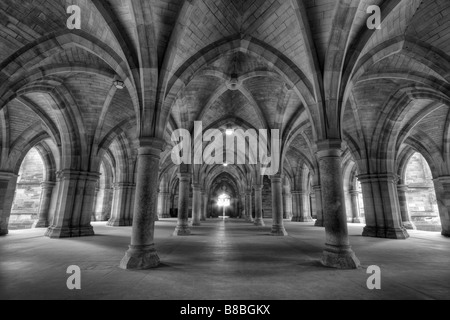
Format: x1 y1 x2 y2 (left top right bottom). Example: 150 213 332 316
0 219 449 300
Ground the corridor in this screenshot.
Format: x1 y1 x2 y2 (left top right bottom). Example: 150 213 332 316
1 220 449 300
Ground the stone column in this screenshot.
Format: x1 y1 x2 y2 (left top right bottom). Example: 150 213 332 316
397 184 416 229
102 186 114 221
173 172 191 236
283 191 293 220
120 138 165 270
317 140 359 269
359 173 409 239
433 177 450 237
0 172 19 236
291 190 301 222
107 183 133 226
191 184 202 226
45 171 99 238
349 189 362 224
254 185 265 226
160 192 171 218
201 191 208 221
313 185 324 227
270 175 288 236
34 181 56 228
245 189 254 222
299 191 313 222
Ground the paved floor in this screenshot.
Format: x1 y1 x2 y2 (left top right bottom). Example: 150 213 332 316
0 219 449 300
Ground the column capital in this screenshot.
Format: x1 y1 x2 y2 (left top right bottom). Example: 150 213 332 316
436 176 450 185
41 181 56 189
253 185 263 192
270 174 283 182
312 185 321 192
397 184 409 192
113 182 135 189
357 173 398 184
0 171 18 180
56 170 100 182
349 189 360 196
316 139 343 158
178 172 191 181
192 184 202 191
138 137 166 156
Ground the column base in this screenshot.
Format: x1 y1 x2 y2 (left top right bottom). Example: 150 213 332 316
291 217 300 222
314 219 324 227
200 218 206 222
161 214 171 219
254 218 265 226
270 225 288 236
362 226 409 239
120 245 160 270
351 218 362 224
154 216 159 222
321 244 360 269
107 219 132 227
298 216 313 222
0 228 8 236
45 225 95 238
402 221 416 230
33 220 49 228
191 221 201 227
246 217 254 223
442 230 450 237
173 225 191 236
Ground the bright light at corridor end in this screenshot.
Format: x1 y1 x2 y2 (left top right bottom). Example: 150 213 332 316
223 163 228 167
226 129 234 136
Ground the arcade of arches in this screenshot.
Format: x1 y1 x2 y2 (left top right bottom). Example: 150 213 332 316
1 0 450 298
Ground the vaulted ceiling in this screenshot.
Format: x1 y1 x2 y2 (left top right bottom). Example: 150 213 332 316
1 0 449 188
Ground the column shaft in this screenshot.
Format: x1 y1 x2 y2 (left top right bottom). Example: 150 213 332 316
397 185 416 230
313 186 324 227
173 173 191 236
270 175 287 236
120 138 164 270
201 192 208 221
191 184 202 226
0 172 18 236
254 185 265 226
45 171 99 238
350 190 362 224
317 141 359 269
359 173 409 239
433 178 450 237
34 181 56 228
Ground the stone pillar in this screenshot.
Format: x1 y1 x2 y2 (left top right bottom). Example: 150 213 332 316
313 185 324 227
201 191 208 221
433 177 450 237
349 189 362 224
270 175 288 236
254 185 265 226
397 184 416 230
299 191 313 222
291 190 301 222
120 138 165 270
245 189 254 222
359 173 409 239
34 181 56 228
159 192 171 218
107 183 134 226
45 171 99 238
317 140 359 269
0 172 18 236
173 172 191 236
283 191 293 220
191 184 202 226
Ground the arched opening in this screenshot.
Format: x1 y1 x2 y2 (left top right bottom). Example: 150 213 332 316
10 148 45 230
404 152 441 231
93 161 114 222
